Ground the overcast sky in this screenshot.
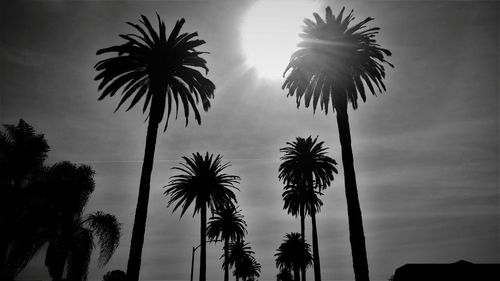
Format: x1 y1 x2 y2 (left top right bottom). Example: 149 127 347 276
1 1 498 281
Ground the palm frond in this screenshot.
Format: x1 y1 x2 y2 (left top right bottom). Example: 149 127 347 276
85 211 122 266
66 226 94 281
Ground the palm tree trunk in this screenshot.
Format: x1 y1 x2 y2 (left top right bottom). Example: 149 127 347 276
0 229 8 279
335 103 369 281
224 238 229 281
300 211 306 281
126 114 159 281
200 205 207 281
311 211 321 281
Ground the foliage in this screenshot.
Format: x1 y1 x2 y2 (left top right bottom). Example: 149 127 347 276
95 14 215 129
207 204 247 243
102 270 127 281
275 233 312 272
165 152 240 217
279 136 337 190
282 6 392 113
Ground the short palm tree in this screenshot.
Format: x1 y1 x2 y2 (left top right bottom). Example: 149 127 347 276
207 204 247 281
282 7 392 281
42 162 121 281
275 233 312 281
279 136 337 281
45 211 121 281
226 240 258 281
234 255 261 281
0 119 49 279
95 14 215 281
165 153 239 281
282 185 325 281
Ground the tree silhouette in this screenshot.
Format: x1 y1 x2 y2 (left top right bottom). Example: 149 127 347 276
282 7 392 281
275 233 312 281
41 162 121 281
233 255 261 281
277 268 294 281
279 136 337 281
283 185 326 281
226 240 259 281
95 14 215 281
165 153 239 281
102 270 127 281
207 204 247 281
0 119 49 279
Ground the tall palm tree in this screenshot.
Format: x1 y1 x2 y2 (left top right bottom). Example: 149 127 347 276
165 153 239 281
282 185 325 281
279 136 337 281
282 7 392 281
207 204 247 281
0 119 49 279
95 14 215 281
275 233 312 281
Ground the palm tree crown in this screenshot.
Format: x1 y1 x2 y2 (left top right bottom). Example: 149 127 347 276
275 233 312 277
282 184 323 218
282 6 392 113
207 204 247 243
279 136 337 190
95 14 215 129
165 153 240 217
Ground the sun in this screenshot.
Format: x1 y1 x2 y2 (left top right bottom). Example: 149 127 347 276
241 0 319 79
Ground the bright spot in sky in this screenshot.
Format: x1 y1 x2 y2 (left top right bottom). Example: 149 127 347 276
241 0 319 79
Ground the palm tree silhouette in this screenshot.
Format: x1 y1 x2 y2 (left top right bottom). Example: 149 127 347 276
95 14 215 281
165 153 239 281
282 185 326 281
226 240 259 281
282 7 392 281
275 232 312 281
277 268 294 281
41 162 121 281
233 255 261 281
279 136 337 281
0 119 49 279
207 204 247 281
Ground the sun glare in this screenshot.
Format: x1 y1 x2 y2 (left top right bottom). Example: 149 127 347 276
241 0 319 79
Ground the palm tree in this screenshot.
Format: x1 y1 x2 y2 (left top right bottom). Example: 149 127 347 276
275 233 312 281
226 240 258 281
95 14 215 281
233 255 261 281
0 119 49 279
45 211 121 281
282 7 392 281
5 161 121 281
279 136 337 281
42 162 121 281
282 185 325 281
165 153 239 281
207 204 247 281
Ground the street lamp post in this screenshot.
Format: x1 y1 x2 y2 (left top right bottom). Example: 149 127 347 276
190 239 223 281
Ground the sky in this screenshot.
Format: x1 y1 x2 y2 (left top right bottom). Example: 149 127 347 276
0 0 498 281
